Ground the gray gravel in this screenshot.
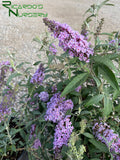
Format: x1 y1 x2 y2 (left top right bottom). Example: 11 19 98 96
0 0 120 63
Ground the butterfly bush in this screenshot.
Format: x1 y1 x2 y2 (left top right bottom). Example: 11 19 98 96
43 18 93 62
44 93 73 123
30 64 44 85
1 2 120 159
0 87 16 123
39 91 49 102
30 124 36 139
53 116 73 154
30 124 41 149
0 103 11 123
44 92 74 155
33 139 41 149
93 122 120 159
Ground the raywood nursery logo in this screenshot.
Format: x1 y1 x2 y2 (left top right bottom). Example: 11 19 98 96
2 1 48 17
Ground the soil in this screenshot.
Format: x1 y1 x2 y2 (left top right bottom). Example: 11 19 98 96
0 0 120 63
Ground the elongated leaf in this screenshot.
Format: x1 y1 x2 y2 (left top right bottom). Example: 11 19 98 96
98 64 119 90
61 73 88 96
7 73 22 85
93 55 117 73
93 76 101 87
104 54 120 60
89 139 109 153
33 37 41 43
68 68 71 79
105 3 114 6
85 94 103 107
11 145 16 152
115 104 120 112
103 95 113 117
83 132 94 139
48 55 54 65
97 0 113 14
0 126 5 133
33 61 41 66
113 90 120 100
100 32 113 36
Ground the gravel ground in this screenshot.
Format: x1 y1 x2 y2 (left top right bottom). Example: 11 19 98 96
0 0 120 63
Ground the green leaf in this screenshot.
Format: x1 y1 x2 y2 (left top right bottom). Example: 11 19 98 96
16 62 24 68
33 61 41 66
93 55 117 73
83 132 94 139
100 32 113 36
10 128 22 136
7 72 22 85
113 90 120 100
105 3 114 6
0 126 5 133
96 0 113 14
115 104 120 112
68 68 71 79
93 76 101 87
104 54 120 60
11 144 16 152
85 94 104 107
0 134 6 138
103 95 113 117
33 37 41 43
89 139 109 153
48 55 54 65
61 73 88 96
98 64 119 90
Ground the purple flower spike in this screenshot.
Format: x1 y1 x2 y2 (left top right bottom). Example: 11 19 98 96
43 18 93 62
53 116 73 154
93 122 120 159
30 64 44 85
33 139 41 149
44 93 74 123
63 99 74 111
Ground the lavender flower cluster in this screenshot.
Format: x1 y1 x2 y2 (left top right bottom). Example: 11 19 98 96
0 61 14 73
44 93 73 123
53 115 73 153
49 43 57 55
0 87 16 123
75 85 82 92
0 103 10 123
30 64 44 85
39 91 49 102
93 122 120 159
45 93 74 154
29 124 41 149
43 18 93 62
33 139 41 149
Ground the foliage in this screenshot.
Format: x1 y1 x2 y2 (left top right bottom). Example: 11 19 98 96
0 0 120 159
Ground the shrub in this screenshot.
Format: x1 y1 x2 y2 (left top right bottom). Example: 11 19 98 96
0 0 120 159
